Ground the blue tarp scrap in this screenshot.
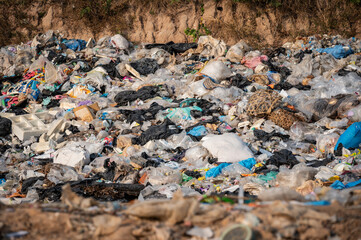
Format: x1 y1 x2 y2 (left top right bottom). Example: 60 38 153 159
316 45 354 59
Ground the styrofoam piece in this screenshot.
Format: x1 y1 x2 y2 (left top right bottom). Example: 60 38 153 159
53 145 90 168
8 112 51 141
0 113 16 118
47 119 64 136
39 133 48 143
31 142 50 153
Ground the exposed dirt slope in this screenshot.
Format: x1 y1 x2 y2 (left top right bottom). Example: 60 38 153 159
1 0 361 48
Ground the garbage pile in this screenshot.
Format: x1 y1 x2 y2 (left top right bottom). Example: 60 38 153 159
1 31 361 239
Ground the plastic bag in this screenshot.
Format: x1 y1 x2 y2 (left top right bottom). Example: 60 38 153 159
346 105 361 122
200 61 233 82
144 166 182 185
62 39 87 51
335 122 361 150
276 164 318 189
289 122 320 142
226 40 251 62
202 133 254 163
110 34 129 50
0 117 12 136
241 53 268 70
316 133 339 153
47 165 81 185
205 158 256 178
314 166 336 181
221 162 251 177
316 45 353 59
196 36 227 58
185 146 209 162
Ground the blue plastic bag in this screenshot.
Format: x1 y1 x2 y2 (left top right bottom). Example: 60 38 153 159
187 125 207 137
334 122 361 150
330 179 361 190
62 39 87 51
205 158 256 178
316 45 353 59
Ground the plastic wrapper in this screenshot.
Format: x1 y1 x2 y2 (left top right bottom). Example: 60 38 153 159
346 105 361 122
351 164 361 176
47 165 82 185
289 122 320 142
221 163 251 177
276 164 318 189
316 133 339 154
314 166 336 181
143 166 182 185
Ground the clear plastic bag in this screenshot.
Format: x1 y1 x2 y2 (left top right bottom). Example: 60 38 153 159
143 166 182 185
289 122 320 142
221 163 251 177
47 165 81 185
316 133 339 154
276 164 318 189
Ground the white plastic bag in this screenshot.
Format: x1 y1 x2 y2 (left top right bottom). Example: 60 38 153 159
110 34 129 50
226 40 251 62
201 133 254 162
200 61 232 82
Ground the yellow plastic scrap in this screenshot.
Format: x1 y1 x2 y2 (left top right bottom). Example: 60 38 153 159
198 176 205 181
344 149 361 158
254 163 263 168
329 175 340 182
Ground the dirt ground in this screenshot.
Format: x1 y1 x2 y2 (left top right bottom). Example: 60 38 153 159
1 198 361 240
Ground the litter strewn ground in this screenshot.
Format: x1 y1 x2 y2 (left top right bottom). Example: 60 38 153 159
0 31 361 239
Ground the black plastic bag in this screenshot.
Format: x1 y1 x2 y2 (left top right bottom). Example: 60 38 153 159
0 117 12 137
266 149 299 168
130 58 159 75
132 118 181 145
145 41 197 54
114 86 159 106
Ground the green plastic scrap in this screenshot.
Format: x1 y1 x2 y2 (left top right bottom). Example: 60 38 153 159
166 106 203 120
182 173 193 183
257 171 278 182
44 84 58 92
42 97 52 106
